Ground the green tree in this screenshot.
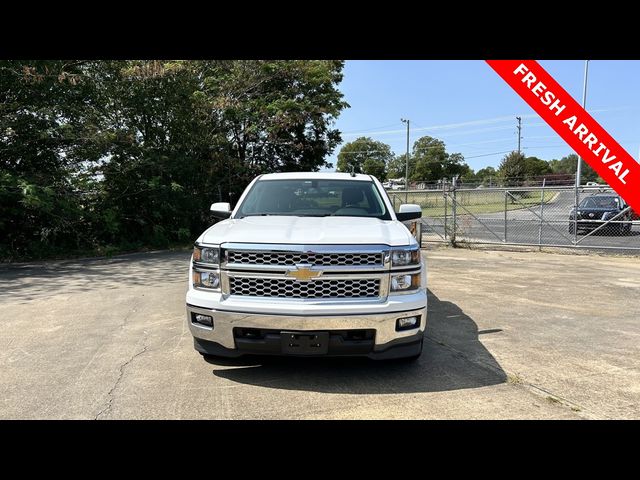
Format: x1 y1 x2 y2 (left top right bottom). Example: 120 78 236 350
475 166 497 185
202 61 347 186
410 136 470 182
0 60 349 260
411 136 445 181
387 153 411 180
444 152 472 179
362 158 387 181
0 60 107 259
498 151 526 184
336 137 393 180
523 156 552 177
98 60 348 247
548 153 602 183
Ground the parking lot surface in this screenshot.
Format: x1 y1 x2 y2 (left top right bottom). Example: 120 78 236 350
1 247 638 419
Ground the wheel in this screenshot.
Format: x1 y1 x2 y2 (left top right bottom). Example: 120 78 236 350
624 223 632 236
568 223 576 234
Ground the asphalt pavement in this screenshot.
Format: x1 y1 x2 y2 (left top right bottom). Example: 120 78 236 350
1 247 639 419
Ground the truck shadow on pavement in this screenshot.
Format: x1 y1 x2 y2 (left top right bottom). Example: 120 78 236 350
208 289 507 393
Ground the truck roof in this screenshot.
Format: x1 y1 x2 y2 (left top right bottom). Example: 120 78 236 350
259 172 373 182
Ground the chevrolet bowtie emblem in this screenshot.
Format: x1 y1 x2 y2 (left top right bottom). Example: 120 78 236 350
286 266 322 282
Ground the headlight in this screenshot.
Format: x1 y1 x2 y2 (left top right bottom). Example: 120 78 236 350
390 248 420 266
193 245 220 264
193 270 220 289
391 273 421 292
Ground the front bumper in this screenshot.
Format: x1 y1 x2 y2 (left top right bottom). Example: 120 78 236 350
576 220 606 229
186 303 427 358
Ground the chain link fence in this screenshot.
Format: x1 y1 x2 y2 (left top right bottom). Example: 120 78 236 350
388 185 640 252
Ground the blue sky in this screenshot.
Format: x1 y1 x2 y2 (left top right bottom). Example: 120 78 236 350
327 60 640 173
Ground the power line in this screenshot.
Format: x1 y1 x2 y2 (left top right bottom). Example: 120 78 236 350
338 144 450 155
337 150 394 155
341 107 626 139
345 123 548 141
465 150 514 159
338 147 517 160
340 114 538 138
340 122 407 134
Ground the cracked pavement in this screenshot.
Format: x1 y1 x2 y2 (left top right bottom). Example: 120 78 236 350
94 344 148 420
0 248 639 419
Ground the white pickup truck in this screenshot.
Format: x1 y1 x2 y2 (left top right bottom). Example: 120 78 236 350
186 172 427 360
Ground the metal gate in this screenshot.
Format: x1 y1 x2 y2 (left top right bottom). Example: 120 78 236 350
391 186 640 252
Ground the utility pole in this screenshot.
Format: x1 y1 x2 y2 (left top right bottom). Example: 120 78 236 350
401 118 410 202
516 116 522 155
574 60 590 243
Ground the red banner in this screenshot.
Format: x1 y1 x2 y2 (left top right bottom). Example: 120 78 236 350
486 60 640 214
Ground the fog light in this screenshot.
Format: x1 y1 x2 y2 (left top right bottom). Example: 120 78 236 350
396 315 420 331
192 313 213 328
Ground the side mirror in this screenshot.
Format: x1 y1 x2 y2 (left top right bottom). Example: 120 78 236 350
396 203 422 221
210 202 231 219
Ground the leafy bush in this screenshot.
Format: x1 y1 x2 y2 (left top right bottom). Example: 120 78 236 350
0 60 347 261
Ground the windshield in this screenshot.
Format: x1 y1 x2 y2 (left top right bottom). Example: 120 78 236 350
579 196 620 209
235 179 391 220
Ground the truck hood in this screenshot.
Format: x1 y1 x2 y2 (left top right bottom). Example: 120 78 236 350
198 216 414 247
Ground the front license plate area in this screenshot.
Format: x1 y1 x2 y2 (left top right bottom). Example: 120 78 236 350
281 331 330 355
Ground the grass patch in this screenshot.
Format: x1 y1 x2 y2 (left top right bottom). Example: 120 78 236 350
389 190 558 217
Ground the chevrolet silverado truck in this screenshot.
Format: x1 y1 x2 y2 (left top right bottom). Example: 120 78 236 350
186 172 427 360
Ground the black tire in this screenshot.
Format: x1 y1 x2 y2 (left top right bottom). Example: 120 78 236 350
624 223 632 236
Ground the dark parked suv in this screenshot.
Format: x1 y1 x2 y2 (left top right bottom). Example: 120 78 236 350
569 193 633 236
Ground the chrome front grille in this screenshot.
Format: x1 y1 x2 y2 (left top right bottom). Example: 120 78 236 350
229 277 380 299
227 250 382 267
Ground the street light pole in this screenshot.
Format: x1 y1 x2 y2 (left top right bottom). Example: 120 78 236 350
516 116 522 155
573 60 590 243
401 118 410 202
